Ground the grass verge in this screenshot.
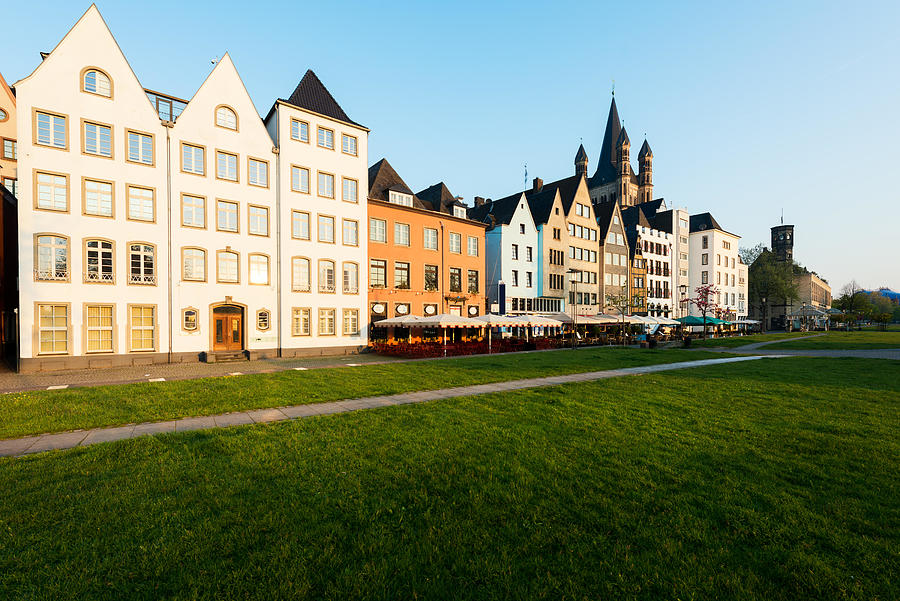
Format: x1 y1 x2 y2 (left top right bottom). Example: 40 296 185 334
0 348 722 439
766 330 900 350
0 356 897 600
689 331 816 348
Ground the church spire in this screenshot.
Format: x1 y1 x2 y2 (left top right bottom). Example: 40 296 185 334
592 94 622 183
574 143 588 177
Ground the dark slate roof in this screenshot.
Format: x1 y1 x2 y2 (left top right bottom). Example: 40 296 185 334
367 158 429 209
524 185 558 226
689 212 725 233
649 208 673 233
282 69 363 127
617 127 630 146
592 96 621 185
467 194 522 229
594 200 618 240
621 205 652 258
639 138 652 159
636 198 665 221
575 143 588 162
416 182 466 215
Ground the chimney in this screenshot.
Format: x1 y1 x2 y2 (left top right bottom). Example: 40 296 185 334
474 196 486 207
532 177 543 193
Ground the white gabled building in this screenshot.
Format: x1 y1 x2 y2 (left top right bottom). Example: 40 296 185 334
15 6 169 370
169 54 278 358
688 212 748 321
12 5 368 371
263 71 368 356
467 193 540 313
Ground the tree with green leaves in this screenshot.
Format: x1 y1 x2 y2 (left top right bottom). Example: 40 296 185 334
747 250 798 332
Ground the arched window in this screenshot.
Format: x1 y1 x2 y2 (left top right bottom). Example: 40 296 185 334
215 106 237 130
82 68 112 97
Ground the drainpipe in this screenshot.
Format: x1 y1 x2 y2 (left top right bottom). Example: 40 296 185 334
164 121 174 363
273 109 282 357
440 221 445 313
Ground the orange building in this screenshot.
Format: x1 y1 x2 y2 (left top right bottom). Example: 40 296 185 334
367 159 486 331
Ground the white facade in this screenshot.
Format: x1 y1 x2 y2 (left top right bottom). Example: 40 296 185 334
169 54 279 355
15 7 169 367
636 224 674 317
264 99 368 353
481 194 541 313
689 226 747 320
13 6 367 371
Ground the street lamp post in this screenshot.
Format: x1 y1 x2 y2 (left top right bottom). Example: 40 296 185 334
567 268 579 350
761 296 767 333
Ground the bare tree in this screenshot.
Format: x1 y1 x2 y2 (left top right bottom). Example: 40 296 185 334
606 293 640 346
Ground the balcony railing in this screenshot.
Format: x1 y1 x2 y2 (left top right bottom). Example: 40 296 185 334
343 285 359 294
84 271 114 283
129 273 156 285
35 269 68 281
292 283 311 292
318 283 336 293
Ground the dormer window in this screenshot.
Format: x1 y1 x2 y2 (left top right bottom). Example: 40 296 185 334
453 206 466 219
215 106 237 130
388 191 413 207
82 68 112 97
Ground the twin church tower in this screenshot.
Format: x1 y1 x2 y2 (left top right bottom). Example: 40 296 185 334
577 95 654 208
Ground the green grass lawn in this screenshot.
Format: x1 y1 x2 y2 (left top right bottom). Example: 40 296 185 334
690 331 815 348
0 348 723 439
767 329 900 350
0 356 897 600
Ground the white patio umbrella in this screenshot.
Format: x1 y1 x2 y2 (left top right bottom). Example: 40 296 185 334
373 314 424 327
415 314 484 356
475 314 529 353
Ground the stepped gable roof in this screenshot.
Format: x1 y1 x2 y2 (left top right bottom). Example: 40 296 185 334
689 212 724 233
282 69 363 128
416 182 465 215
367 158 429 209
467 194 521 228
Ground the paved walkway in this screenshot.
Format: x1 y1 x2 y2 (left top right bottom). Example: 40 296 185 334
733 333 824 351
0 355 772 458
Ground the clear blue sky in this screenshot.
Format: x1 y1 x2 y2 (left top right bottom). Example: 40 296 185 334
4 1 899 293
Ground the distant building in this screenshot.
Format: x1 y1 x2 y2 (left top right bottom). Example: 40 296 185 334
468 193 540 314
367 159 486 325
688 213 748 320
587 95 654 208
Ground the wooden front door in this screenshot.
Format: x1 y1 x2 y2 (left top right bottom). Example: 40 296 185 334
213 306 243 351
